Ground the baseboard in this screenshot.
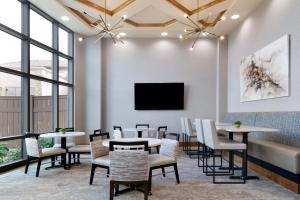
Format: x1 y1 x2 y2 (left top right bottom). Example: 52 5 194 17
230 153 300 194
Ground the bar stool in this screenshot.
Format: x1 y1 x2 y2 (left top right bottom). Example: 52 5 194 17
202 119 247 184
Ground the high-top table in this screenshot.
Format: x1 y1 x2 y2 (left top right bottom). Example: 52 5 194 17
40 132 85 169
216 125 279 180
123 128 156 138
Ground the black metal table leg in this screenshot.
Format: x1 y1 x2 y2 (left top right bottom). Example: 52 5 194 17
230 132 259 180
228 132 234 170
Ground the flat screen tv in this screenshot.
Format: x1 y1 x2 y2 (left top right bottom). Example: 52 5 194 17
134 83 184 110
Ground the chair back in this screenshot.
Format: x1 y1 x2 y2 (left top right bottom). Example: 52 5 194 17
160 139 178 160
113 126 122 132
201 119 219 149
89 139 109 160
113 129 123 139
195 119 205 144
157 126 167 139
89 130 110 142
25 133 41 157
180 117 186 134
184 118 194 136
136 124 149 128
109 141 149 182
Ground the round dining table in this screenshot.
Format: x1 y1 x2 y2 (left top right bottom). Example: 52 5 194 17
102 138 162 149
40 132 85 169
123 128 156 138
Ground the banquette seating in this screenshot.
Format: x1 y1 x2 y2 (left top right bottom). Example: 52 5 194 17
223 112 300 193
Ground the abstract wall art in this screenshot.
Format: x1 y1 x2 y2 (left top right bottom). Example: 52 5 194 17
240 35 290 102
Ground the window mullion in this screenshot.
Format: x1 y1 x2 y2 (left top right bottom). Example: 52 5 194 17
52 22 59 130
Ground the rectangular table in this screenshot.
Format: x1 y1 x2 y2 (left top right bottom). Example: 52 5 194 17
216 125 279 180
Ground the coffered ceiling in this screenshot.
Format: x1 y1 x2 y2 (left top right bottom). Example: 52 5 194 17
29 0 263 37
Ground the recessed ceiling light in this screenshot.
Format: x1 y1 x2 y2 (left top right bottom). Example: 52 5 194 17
220 35 225 40
161 32 168 37
61 16 70 21
119 32 127 37
220 16 226 21
78 37 83 42
231 14 240 20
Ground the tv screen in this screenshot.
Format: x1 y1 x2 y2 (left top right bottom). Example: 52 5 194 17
134 83 184 110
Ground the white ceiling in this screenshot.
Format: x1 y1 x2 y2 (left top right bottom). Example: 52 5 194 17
29 0 263 38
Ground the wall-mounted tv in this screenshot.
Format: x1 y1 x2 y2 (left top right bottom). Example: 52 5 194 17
134 83 184 110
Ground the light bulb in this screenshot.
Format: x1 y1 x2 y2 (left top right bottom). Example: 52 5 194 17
179 35 183 39
189 47 193 51
184 28 187 33
183 13 188 18
78 37 83 42
220 35 225 40
122 14 127 19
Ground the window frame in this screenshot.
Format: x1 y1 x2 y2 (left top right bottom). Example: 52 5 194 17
0 0 74 172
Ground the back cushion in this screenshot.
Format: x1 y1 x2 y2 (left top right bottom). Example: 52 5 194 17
223 112 257 126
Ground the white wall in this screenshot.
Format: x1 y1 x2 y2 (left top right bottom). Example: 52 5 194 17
101 38 218 132
228 0 300 112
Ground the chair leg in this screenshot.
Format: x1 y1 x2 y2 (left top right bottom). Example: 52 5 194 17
162 167 166 177
156 146 159 154
242 149 247 183
148 169 152 194
212 151 216 184
107 168 110 177
73 153 76 163
51 156 55 167
110 181 114 200
25 156 30 174
174 163 180 184
77 153 81 164
36 159 42 177
68 153 72 167
197 142 200 167
144 182 148 200
89 164 97 185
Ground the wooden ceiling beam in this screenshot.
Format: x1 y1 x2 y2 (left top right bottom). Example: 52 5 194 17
125 19 176 28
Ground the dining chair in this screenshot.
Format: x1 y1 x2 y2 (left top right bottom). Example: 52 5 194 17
184 118 198 158
68 129 110 166
113 126 122 132
109 141 149 200
89 136 110 185
136 124 150 128
180 117 187 152
202 119 247 184
157 126 167 139
24 132 67 177
112 129 123 139
148 139 180 193
195 119 206 171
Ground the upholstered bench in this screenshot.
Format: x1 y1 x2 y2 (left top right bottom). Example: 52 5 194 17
224 112 300 193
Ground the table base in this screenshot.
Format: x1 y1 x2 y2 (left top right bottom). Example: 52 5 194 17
230 175 260 180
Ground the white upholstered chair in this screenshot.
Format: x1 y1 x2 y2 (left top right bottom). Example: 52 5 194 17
112 129 123 139
148 139 180 192
89 138 110 184
184 117 197 157
202 119 247 184
109 141 149 200
24 133 66 177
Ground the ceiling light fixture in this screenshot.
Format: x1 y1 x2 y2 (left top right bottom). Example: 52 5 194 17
177 0 222 50
161 32 168 37
231 14 240 20
61 16 70 21
83 0 126 45
78 37 83 42
220 16 226 21
220 35 225 40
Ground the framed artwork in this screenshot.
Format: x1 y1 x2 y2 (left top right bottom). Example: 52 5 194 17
240 34 290 102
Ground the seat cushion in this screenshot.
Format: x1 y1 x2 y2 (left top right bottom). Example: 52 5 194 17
53 143 75 148
92 155 110 166
248 139 300 174
41 147 66 157
217 138 246 150
149 154 176 168
68 145 90 153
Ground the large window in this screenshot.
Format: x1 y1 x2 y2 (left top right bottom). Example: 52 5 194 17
0 0 74 170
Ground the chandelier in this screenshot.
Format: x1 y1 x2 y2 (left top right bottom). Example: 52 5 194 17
83 0 127 45
177 0 225 51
